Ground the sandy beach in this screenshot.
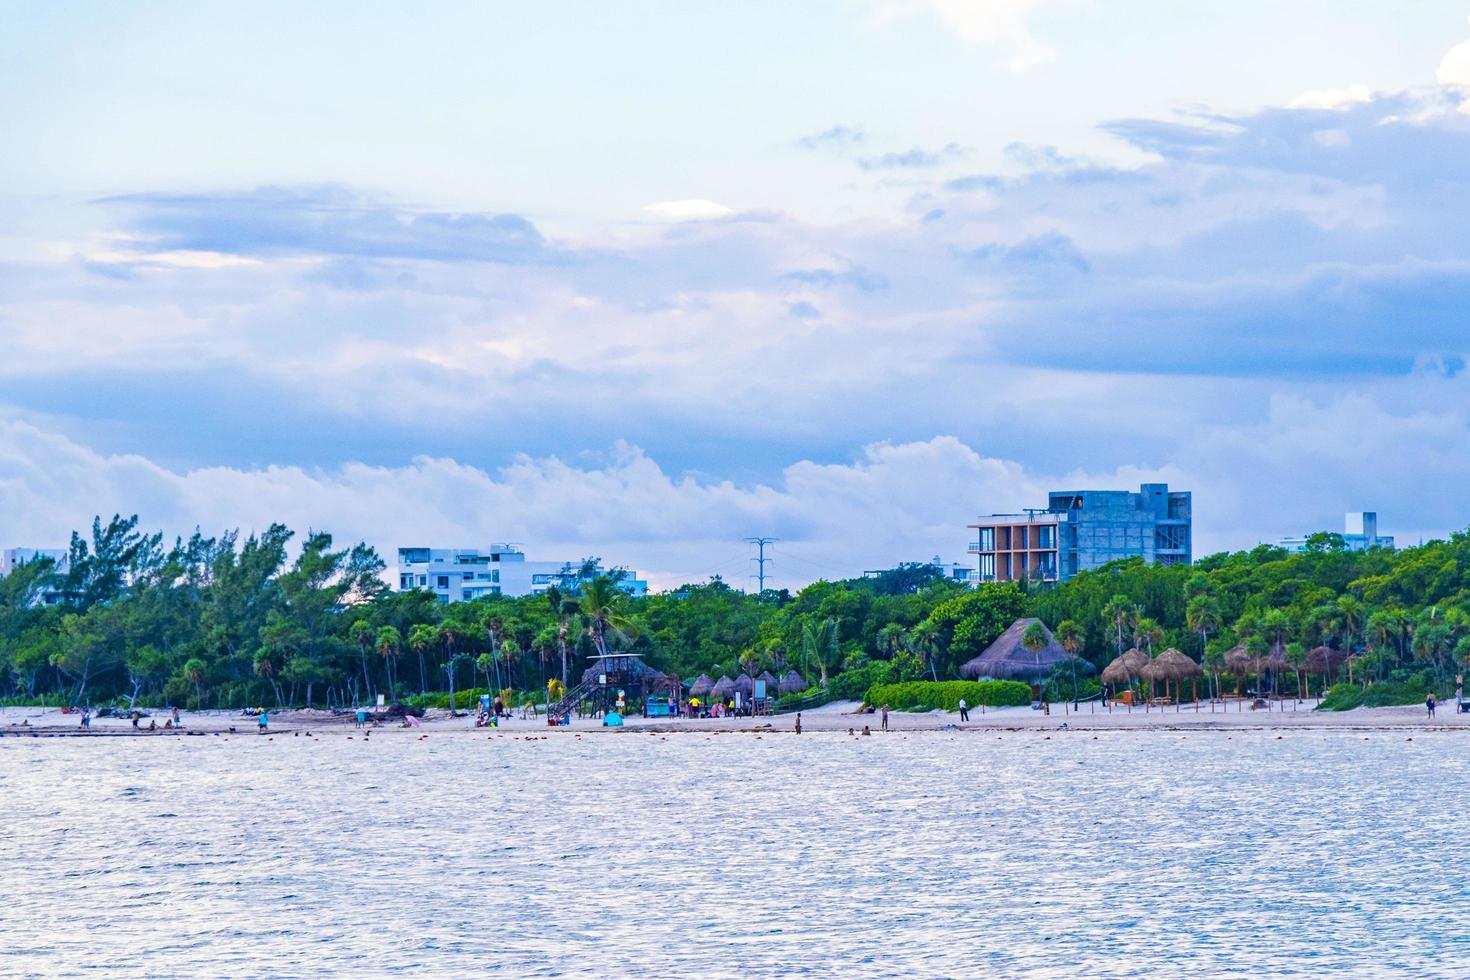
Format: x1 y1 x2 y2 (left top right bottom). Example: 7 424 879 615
4 698 1465 736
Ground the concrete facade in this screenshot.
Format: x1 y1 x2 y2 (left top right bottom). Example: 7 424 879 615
969 483 1192 583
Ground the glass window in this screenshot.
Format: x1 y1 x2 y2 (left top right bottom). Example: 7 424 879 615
978 528 995 551
436 575 449 589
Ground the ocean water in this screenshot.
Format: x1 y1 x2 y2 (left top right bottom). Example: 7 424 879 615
2 729 1467 978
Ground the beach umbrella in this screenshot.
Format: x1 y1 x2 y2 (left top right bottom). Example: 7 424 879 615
1101 647 1150 700
1142 647 1202 704
779 670 808 694
709 676 736 701
959 618 1095 682
688 674 713 699
733 674 754 698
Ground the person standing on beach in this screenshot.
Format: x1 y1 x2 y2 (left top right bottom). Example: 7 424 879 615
258 708 269 733
80 709 90 731
958 698 969 722
171 706 181 728
880 704 889 731
794 713 802 735
1427 693 1437 718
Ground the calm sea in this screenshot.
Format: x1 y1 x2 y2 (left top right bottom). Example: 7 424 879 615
2 729 1467 977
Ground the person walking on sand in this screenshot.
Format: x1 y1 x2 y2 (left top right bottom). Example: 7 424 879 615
794 712 803 735
880 704 889 732
258 708 269 733
958 697 969 722
1427 693 1437 719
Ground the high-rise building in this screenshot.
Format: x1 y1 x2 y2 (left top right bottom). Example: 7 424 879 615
968 483 1192 584
1279 512 1394 553
395 545 647 603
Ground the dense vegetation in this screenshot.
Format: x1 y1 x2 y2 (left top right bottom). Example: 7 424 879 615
2 517 1466 711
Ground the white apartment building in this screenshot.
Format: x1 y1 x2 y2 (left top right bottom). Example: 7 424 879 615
1280 512 1395 553
395 545 648 603
1 548 69 606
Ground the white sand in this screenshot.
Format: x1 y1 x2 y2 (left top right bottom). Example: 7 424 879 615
2 698 1463 736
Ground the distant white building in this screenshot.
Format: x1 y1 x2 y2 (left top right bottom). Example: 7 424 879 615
1280 512 1395 553
0 548 69 606
395 545 648 603
862 555 972 584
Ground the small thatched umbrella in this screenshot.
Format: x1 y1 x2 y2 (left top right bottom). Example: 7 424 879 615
733 674 754 699
779 670 808 695
1142 647 1202 704
1100 647 1150 703
688 674 713 699
1306 646 1348 697
758 671 780 699
709 676 736 702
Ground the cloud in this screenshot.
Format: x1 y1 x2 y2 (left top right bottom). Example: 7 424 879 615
1438 18 1470 88
797 125 866 150
868 0 1056 72
857 143 968 170
641 199 737 221
1287 84 1373 111
95 186 554 264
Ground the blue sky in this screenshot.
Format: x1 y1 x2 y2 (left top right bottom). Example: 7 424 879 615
3 1 1470 586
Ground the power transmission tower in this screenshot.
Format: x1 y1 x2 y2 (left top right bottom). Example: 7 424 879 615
744 537 779 593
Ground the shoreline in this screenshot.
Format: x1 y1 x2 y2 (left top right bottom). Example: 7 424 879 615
3 700 1464 737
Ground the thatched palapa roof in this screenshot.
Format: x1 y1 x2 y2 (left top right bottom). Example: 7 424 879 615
1223 643 1259 675
688 674 713 698
960 618 1095 681
1101 648 1150 686
758 671 780 695
1307 645 1348 673
779 670 808 694
733 674 754 697
709 676 736 700
1142 647 1201 683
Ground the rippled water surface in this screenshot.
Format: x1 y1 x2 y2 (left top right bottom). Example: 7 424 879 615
4 729 1470 977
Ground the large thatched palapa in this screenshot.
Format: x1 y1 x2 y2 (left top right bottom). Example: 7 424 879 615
758 671 781 696
1307 645 1348 674
1223 643 1259 675
687 674 714 698
1141 648 1202 683
960 618 1094 681
733 674 754 697
709 676 736 700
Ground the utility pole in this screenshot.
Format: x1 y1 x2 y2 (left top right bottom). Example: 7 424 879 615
744 537 779 593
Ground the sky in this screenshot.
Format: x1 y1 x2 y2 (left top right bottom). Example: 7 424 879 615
3 1 1470 589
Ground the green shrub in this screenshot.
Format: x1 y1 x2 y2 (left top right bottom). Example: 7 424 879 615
1317 679 1447 711
403 688 541 710
864 680 1031 712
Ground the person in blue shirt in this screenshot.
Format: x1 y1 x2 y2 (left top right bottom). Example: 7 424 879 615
258 709 269 732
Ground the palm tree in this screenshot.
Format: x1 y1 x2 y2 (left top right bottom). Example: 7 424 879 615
579 575 634 658
408 623 437 694
1102 594 1132 658
482 615 504 691
376 625 401 703
876 623 906 661
908 623 943 682
499 638 522 693
1185 596 1220 659
183 657 207 708
1285 640 1307 702
802 617 840 686
1134 617 1164 656
253 648 282 707
1055 619 1083 704
348 619 375 703
1021 621 1050 704
1202 642 1225 706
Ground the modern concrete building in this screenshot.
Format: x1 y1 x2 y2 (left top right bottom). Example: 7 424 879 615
395 545 648 603
0 548 69 606
968 483 1192 584
1280 512 1394 553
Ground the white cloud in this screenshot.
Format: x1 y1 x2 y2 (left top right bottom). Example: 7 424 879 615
1286 84 1372 110
868 0 1056 72
1438 18 1470 88
641 199 736 221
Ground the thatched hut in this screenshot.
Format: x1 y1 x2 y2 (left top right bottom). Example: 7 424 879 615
1306 646 1347 675
779 670 808 695
1223 643 1259 676
1101 648 1150 686
758 671 781 697
960 618 1094 682
1142 647 1202 703
688 674 714 699
733 674 754 698
709 676 736 701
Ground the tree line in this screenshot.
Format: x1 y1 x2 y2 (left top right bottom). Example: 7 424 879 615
0 517 1463 709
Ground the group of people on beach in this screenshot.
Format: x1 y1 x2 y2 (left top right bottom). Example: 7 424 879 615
78 706 183 731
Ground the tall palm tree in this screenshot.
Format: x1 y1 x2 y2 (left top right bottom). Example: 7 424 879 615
1185 596 1220 659
876 623 906 660
908 623 943 682
802 617 840 686
579 575 634 657
348 619 375 703
499 638 522 692
1102 594 1132 658
376 625 401 702
408 623 437 694
482 615 504 691
1055 619 1083 703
